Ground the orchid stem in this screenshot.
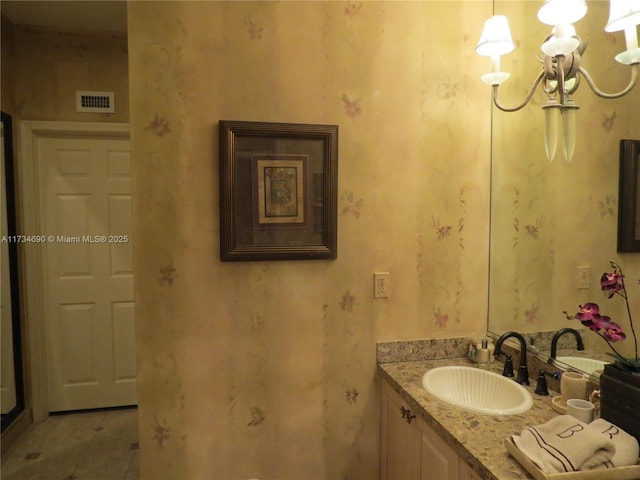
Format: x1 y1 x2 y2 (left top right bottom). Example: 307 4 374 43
616 265 639 361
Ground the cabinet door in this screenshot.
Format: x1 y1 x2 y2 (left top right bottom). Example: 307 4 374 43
458 459 482 480
417 416 459 480
381 381 420 480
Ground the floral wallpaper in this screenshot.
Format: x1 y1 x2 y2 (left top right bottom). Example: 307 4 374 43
128 1 491 478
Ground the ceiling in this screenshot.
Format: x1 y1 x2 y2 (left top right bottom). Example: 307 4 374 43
1 1 127 33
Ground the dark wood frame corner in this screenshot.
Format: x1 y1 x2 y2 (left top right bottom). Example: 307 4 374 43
617 139 640 253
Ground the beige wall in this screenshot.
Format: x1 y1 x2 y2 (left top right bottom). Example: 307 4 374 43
2 18 17 115
128 2 490 479
1 19 128 123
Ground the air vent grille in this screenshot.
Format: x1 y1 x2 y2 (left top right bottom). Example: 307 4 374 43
76 91 115 113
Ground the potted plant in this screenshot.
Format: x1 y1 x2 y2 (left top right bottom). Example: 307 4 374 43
565 261 639 442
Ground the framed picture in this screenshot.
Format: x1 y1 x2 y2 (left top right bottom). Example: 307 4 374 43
219 120 338 261
617 139 640 253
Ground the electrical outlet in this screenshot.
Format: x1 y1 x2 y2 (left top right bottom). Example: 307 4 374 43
374 272 390 299
577 265 591 289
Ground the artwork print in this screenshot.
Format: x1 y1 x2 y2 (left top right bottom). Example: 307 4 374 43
254 155 307 226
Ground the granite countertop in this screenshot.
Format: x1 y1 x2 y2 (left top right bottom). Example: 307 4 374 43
378 357 562 480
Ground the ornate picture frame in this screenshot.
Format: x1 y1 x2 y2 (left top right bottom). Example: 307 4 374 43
617 139 640 253
219 120 338 261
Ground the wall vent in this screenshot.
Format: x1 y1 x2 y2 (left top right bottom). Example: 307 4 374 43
76 91 115 113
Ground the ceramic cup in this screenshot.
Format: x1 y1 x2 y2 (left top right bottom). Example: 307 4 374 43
566 399 595 423
561 371 587 403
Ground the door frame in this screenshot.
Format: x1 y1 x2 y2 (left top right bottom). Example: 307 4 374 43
18 121 130 422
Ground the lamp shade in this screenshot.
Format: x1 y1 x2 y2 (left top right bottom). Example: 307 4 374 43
605 0 640 32
541 24 580 55
537 0 588 26
476 15 515 56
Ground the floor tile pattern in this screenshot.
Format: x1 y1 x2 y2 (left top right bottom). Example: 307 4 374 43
1 408 139 480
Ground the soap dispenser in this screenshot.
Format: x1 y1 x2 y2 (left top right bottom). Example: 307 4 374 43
477 339 491 369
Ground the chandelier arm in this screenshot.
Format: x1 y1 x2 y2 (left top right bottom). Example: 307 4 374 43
578 64 639 99
491 70 546 112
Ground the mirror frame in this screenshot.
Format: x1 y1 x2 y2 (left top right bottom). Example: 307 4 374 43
1 111 26 432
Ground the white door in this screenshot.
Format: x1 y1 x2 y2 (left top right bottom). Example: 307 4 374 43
1 121 17 414
38 133 136 412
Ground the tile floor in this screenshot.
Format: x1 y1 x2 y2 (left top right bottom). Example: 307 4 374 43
1 407 139 480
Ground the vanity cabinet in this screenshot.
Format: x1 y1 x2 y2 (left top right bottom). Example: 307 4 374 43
380 379 421 479
381 380 481 480
458 461 482 480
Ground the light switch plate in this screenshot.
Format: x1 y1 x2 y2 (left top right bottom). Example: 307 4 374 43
374 272 390 298
577 265 590 289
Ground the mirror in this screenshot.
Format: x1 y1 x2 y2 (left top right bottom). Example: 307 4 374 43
487 1 640 373
1 111 25 431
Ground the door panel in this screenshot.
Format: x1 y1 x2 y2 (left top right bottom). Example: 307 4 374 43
418 416 459 480
39 134 135 412
112 301 136 382
108 194 133 275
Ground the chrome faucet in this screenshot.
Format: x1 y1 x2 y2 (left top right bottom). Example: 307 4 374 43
494 331 530 385
549 327 585 360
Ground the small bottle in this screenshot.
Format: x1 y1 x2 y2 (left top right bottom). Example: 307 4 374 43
477 339 491 369
485 338 495 358
468 340 479 362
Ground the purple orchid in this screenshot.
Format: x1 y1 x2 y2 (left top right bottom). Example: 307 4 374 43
602 321 626 342
601 271 625 298
576 303 600 323
575 304 624 340
566 261 639 372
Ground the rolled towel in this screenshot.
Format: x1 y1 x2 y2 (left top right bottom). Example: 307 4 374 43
587 419 639 468
511 415 615 473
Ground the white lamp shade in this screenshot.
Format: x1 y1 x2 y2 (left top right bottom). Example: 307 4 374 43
480 72 511 85
541 36 580 55
605 0 640 32
541 24 580 55
476 15 515 57
537 0 588 26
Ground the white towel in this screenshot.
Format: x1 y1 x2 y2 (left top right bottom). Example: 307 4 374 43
511 415 615 473
587 419 639 468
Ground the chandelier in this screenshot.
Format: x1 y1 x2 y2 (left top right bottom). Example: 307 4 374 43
476 0 640 162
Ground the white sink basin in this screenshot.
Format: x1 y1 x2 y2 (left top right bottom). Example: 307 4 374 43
555 356 608 376
421 366 533 416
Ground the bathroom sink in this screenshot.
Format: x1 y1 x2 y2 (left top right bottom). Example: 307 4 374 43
555 356 608 376
421 366 533 416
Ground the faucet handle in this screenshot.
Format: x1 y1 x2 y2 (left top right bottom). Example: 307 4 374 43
517 363 530 386
535 370 549 396
502 354 515 378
